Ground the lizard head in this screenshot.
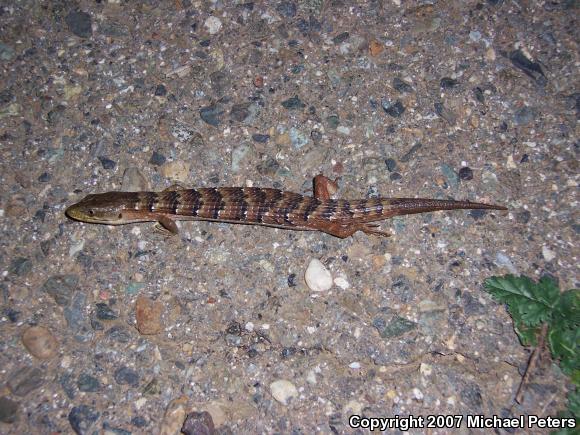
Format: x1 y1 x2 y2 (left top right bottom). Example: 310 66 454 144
66 192 138 224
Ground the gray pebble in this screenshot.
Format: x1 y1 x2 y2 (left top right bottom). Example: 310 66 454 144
60 373 76 399
440 77 459 89
0 397 19 423
95 303 118 320
513 106 537 126
392 77 413 93
149 151 166 166
230 103 251 123
41 275 78 306
200 104 225 126
385 158 397 172
276 1 297 17
458 166 473 180
131 416 148 427
440 163 459 187
97 156 116 170
154 84 167 96
77 373 100 392
68 405 99 435
252 133 269 143
460 383 483 410
281 96 305 110
434 102 457 125
469 209 487 220
106 325 133 343
332 31 350 44
0 42 15 61
114 367 140 387
326 114 339 129
379 316 417 339
65 10 93 38
515 210 531 224
64 292 93 342
182 411 216 435
9 257 32 276
382 99 405 117
391 275 414 303
8 366 44 396
210 71 231 96
46 105 66 124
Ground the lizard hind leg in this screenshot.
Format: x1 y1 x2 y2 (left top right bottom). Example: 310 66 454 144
313 174 339 200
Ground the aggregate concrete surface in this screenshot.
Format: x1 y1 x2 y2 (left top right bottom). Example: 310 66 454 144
0 0 578 434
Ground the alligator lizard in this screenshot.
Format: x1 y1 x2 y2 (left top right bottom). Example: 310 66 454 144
66 175 507 238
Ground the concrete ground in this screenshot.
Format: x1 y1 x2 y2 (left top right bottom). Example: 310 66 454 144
0 0 577 433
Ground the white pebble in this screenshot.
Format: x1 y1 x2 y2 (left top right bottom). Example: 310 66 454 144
245 322 254 332
270 380 298 405
412 388 424 400
304 259 333 292
333 275 350 290
349 362 361 369
204 16 222 35
542 246 556 262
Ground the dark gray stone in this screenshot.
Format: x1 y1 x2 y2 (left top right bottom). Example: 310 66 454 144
0 397 19 423
200 105 225 126
95 303 118 320
8 366 44 396
9 257 32 276
68 405 99 435
77 373 100 392
65 10 92 38
281 96 305 110
41 275 78 306
380 316 417 339
114 367 140 387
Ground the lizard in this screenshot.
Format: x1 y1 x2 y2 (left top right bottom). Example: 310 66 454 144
65 175 507 238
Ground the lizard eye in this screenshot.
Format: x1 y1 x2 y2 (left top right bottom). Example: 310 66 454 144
88 209 94 216
117 213 122 219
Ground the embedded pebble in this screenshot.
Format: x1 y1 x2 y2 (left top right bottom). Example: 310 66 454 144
95 303 118 320
21 326 58 359
8 366 44 396
149 151 167 166
270 380 298 405
77 373 100 392
122 167 149 191
160 161 191 183
289 127 309 149
65 10 92 38
160 396 188 435
9 257 32 276
542 246 556 262
304 259 333 292
135 296 164 335
0 396 19 423
494 252 518 274
281 96 305 110
114 366 140 387
204 16 222 35
68 405 100 435
181 411 215 435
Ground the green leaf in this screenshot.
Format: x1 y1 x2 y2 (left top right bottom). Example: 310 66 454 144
568 389 579 417
484 275 559 327
513 320 539 346
553 290 580 327
549 323 580 377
